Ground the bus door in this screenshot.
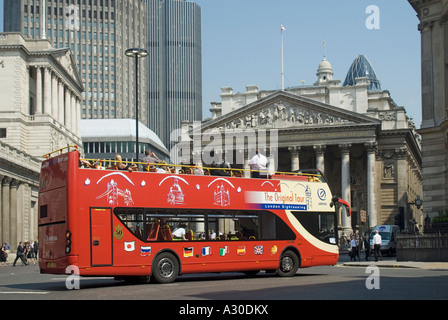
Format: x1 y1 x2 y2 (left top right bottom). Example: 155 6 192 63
90 208 113 266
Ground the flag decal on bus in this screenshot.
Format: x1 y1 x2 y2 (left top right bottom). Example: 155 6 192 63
202 246 211 256
183 247 194 258
237 246 246 255
219 246 229 256
124 241 135 252
140 246 152 256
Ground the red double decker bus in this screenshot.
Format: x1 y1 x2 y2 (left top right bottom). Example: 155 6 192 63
38 147 350 284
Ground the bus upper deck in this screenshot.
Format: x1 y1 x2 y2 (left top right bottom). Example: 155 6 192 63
46 146 327 182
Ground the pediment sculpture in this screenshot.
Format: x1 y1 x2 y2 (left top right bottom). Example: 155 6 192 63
55 51 77 82
223 101 352 130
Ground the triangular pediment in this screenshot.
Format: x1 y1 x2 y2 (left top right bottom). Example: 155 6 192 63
40 48 84 93
50 48 84 92
203 91 380 131
54 50 76 79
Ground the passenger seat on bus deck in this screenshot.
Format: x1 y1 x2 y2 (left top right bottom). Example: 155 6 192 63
159 225 174 241
147 223 160 241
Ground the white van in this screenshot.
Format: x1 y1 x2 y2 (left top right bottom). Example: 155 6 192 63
369 225 400 256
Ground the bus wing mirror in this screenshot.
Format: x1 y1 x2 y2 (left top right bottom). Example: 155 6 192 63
331 196 351 217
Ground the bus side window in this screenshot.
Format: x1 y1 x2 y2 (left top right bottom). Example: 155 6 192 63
143 213 206 241
261 211 296 241
114 208 145 241
207 211 260 241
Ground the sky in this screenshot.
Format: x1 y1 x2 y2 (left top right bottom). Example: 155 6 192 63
0 0 423 127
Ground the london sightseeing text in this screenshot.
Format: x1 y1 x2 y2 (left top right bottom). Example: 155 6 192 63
38 147 350 284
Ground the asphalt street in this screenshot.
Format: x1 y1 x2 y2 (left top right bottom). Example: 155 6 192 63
1 253 447 303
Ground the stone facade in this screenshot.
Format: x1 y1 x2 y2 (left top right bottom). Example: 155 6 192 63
408 0 448 219
179 55 423 236
0 33 83 249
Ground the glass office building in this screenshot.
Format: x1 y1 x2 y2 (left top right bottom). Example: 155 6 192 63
4 0 148 125
146 0 202 147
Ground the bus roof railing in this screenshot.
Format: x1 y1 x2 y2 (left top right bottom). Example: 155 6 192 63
43 145 79 159
42 146 325 182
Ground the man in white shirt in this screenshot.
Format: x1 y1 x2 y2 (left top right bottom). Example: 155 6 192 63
172 226 187 240
373 230 382 262
248 150 268 178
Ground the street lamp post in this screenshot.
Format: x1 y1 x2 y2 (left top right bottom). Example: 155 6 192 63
125 48 148 163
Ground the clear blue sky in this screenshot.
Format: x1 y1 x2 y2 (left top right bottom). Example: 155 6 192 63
0 0 422 126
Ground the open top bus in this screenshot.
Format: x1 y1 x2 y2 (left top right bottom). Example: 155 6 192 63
38 146 350 283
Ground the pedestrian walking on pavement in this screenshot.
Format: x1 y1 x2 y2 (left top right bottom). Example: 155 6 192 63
363 234 371 261
350 235 359 261
0 244 7 266
12 242 28 266
373 230 382 262
34 241 39 261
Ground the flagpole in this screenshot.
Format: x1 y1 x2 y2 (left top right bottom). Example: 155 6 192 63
41 0 47 39
281 24 285 91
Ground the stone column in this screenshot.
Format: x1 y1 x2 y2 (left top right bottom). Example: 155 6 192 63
58 80 65 124
43 68 51 114
267 147 277 175
396 148 408 228
314 145 326 175
10 179 19 247
71 93 76 133
2 177 11 247
419 21 436 128
288 146 300 171
52 72 58 120
365 142 377 228
65 88 72 131
243 149 250 178
35 67 43 114
340 144 352 234
76 98 81 136
29 197 36 243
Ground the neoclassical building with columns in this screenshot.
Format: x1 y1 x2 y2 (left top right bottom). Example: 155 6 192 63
408 0 448 220
179 54 423 237
0 32 83 248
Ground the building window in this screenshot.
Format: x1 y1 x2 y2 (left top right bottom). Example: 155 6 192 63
0 128 6 138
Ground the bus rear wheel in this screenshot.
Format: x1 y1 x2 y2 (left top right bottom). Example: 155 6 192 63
152 252 179 284
277 250 299 277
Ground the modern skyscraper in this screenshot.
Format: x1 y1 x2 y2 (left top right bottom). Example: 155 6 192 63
146 0 202 147
4 0 148 125
343 54 381 91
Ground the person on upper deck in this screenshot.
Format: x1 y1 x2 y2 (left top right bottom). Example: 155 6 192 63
114 154 137 172
248 149 268 178
141 149 161 171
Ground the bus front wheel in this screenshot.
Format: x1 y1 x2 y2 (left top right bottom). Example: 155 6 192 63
277 250 299 277
152 252 179 284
